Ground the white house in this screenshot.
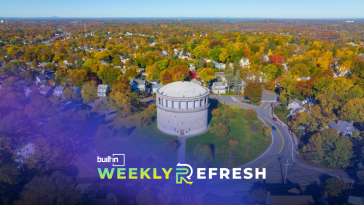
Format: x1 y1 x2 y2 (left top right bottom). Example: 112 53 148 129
240 58 251 68
97 84 110 97
327 120 357 136
14 143 35 164
39 86 53 97
212 82 226 94
287 98 301 110
53 86 65 97
189 63 196 71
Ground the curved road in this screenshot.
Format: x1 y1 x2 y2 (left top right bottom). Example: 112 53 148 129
200 91 352 195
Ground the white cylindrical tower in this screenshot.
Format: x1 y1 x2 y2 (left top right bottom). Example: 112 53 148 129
156 81 210 136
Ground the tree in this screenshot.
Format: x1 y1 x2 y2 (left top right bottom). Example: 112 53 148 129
136 190 157 205
248 189 266 202
244 82 262 103
263 64 278 82
163 140 179 152
339 98 364 123
95 124 115 140
308 128 353 168
14 171 80 205
193 144 213 166
263 126 272 139
227 146 236 163
71 69 88 87
199 68 215 84
357 162 364 185
98 99 114 119
245 108 257 120
62 87 73 101
82 81 98 110
225 66 234 93
233 70 242 94
288 63 310 78
324 178 352 197
211 109 221 116
210 123 230 138
229 139 239 148
125 66 138 79
170 65 189 81
98 66 122 84
1 61 26 76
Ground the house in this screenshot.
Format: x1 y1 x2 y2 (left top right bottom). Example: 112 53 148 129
161 50 168 57
190 78 202 85
297 77 311 81
97 84 110 97
152 83 163 93
287 98 301 110
70 86 81 94
149 79 159 85
240 58 251 68
214 62 226 71
61 100 81 112
39 86 53 97
188 63 196 71
14 143 35 164
120 68 127 74
275 78 284 87
212 82 226 94
262 54 269 62
48 80 55 87
53 86 65 97
130 78 147 92
265 194 315 205
215 73 226 83
327 120 357 136
347 196 364 205
265 188 316 205
36 75 47 84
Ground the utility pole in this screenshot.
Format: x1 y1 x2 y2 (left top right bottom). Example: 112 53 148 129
283 159 290 184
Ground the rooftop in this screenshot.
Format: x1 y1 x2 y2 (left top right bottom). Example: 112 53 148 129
157 81 208 98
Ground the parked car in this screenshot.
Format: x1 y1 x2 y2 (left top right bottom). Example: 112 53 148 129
272 118 278 121
272 126 277 131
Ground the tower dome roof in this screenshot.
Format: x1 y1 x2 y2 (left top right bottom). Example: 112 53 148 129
157 81 209 98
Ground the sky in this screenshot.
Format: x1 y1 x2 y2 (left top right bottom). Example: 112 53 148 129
1 0 363 19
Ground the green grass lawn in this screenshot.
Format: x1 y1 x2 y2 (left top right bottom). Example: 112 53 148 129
274 106 290 123
186 105 271 168
94 114 178 167
220 90 235 95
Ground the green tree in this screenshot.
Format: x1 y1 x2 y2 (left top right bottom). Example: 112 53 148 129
263 126 272 139
81 81 98 109
14 171 80 205
193 144 213 166
245 108 258 120
163 140 179 152
1 61 26 76
199 68 215 84
262 64 278 82
233 70 242 94
225 65 234 93
339 98 364 123
244 82 262 103
324 178 352 197
309 128 353 168
210 123 230 138
62 87 73 101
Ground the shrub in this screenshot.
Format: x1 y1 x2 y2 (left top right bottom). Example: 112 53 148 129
163 140 179 152
245 109 257 120
229 139 239 148
193 144 213 165
212 109 221 116
263 126 272 138
210 123 230 138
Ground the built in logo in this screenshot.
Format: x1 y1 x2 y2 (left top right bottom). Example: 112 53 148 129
97 154 125 166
